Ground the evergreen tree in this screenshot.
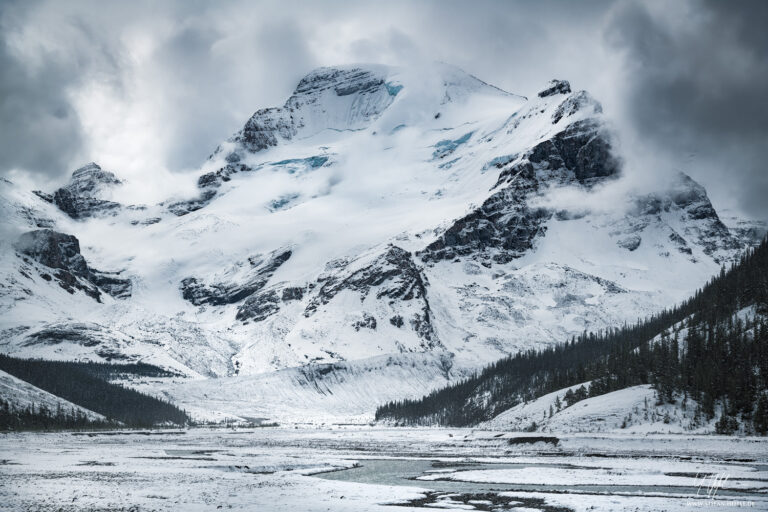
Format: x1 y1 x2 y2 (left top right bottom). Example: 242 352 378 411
755 395 768 435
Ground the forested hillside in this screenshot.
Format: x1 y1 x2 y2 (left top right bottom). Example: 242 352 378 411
376 238 768 433
0 396 113 431
0 356 189 429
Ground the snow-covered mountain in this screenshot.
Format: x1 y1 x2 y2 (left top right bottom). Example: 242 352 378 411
0 63 761 422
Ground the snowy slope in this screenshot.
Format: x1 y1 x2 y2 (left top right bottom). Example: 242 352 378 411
481 384 712 434
0 63 761 421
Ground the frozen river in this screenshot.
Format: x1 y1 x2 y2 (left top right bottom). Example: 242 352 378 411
1 427 767 511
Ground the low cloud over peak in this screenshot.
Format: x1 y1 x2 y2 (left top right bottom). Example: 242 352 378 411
1 0 766 218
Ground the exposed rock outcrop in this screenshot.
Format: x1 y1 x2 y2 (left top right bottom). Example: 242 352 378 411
353 312 377 331
423 114 620 264
197 163 254 189
51 163 123 219
166 189 217 217
624 172 741 261
552 90 602 124
15 229 131 300
523 119 620 186
305 246 440 347
236 289 281 323
236 284 306 323
538 79 571 98
421 179 550 264
181 249 292 306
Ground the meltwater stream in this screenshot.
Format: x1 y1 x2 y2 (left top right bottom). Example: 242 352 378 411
316 458 763 500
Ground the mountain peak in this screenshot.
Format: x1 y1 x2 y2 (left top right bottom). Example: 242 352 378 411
538 79 572 97
216 65 400 160
50 163 123 219
72 161 104 176
67 162 122 195
214 63 524 164
293 65 390 96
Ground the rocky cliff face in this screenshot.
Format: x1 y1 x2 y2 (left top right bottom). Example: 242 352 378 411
40 163 124 219
421 87 618 265
15 229 131 301
305 245 440 348
181 249 292 307
617 173 741 263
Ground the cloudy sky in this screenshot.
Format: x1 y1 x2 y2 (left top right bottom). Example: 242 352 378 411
1 0 766 218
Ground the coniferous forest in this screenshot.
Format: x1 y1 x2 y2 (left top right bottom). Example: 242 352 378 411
0 397 114 431
376 238 768 433
0 356 189 430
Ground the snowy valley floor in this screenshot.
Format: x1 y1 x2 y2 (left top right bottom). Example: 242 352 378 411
1 428 767 511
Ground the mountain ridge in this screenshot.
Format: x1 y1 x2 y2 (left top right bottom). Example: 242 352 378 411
0 63 763 423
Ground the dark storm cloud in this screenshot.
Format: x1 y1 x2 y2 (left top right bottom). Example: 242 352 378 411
147 15 315 170
0 0 129 181
605 0 768 218
0 0 316 182
0 2 85 180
